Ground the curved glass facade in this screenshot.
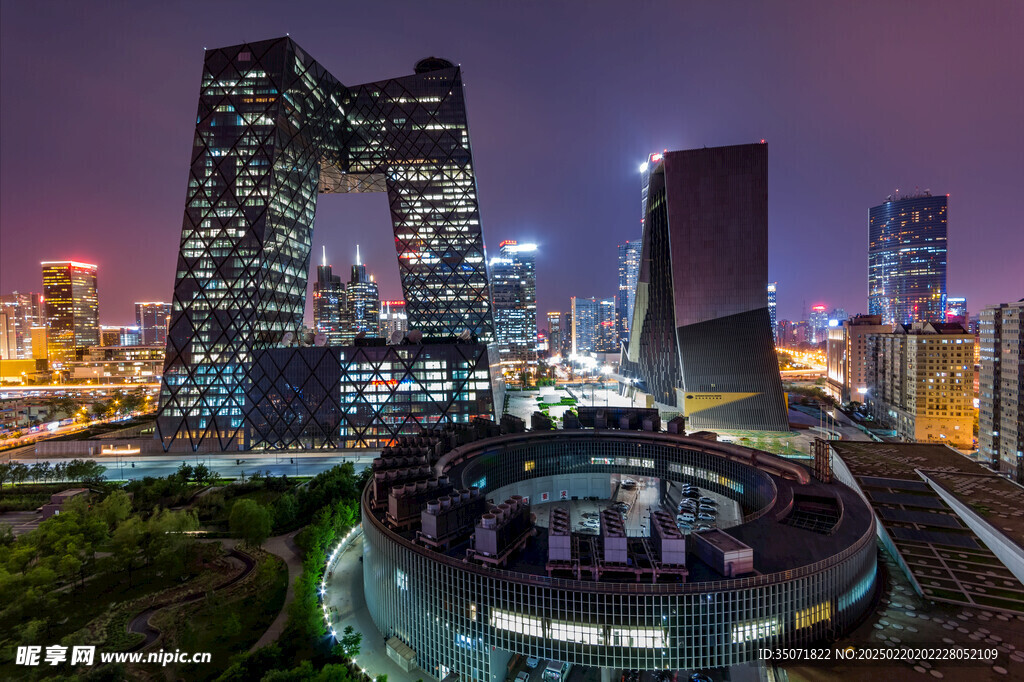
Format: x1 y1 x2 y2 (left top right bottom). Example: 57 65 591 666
361 433 878 680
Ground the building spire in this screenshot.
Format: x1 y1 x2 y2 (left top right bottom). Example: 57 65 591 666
356 244 361 266
322 245 327 267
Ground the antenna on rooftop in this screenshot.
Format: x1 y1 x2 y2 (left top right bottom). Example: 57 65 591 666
322 245 327 267
356 244 361 266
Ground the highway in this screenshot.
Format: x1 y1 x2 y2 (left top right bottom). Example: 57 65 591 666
8 452 379 481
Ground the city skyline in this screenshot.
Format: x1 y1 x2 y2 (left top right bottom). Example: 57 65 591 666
2 2 1021 326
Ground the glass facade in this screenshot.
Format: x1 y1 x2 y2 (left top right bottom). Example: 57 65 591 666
157 38 496 450
246 340 500 449
868 193 947 327
490 241 537 363
134 302 172 346
313 259 347 345
570 297 598 355
618 240 641 342
41 261 99 367
361 432 877 679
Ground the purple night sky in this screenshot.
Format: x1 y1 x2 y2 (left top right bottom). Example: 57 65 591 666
1 1 1021 326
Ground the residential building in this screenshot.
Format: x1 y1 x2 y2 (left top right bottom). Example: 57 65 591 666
979 300 1024 475
622 144 788 432
618 240 641 342
866 322 974 448
868 191 948 326
135 302 172 345
156 38 498 450
41 261 99 367
490 240 537 362
825 314 892 403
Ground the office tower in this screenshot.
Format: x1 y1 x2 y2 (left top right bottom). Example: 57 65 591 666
100 326 122 347
946 296 968 325
312 248 346 345
825 314 893 403
41 261 99 367
490 240 538 362
623 143 788 431
0 292 46 358
135 302 172 345
866 322 974 448
868 191 948 326
30 327 48 360
828 308 848 324
546 312 561 358
596 296 618 352
157 38 497 449
618 240 642 341
379 300 408 339
979 301 1024 475
776 319 791 347
808 305 829 344
570 297 598 355
767 282 777 344
347 247 381 337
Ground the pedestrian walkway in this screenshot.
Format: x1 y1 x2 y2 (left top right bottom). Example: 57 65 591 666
251 529 303 652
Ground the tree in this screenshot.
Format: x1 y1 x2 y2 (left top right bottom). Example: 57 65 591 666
111 515 144 586
333 625 362 658
99 489 132 528
229 499 272 549
0 463 12 496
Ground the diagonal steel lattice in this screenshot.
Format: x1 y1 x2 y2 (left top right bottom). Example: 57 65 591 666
156 37 497 451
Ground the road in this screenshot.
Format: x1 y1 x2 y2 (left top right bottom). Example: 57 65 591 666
7 452 378 481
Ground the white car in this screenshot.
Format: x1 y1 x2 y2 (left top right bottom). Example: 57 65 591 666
517 672 531 682
678 511 696 522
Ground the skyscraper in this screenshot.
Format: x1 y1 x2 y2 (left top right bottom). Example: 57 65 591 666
546 312 561 358
809 305 829 344
570 297 598 356
868 191 948 326
379 300 408 339
767 282 777 344
490 240 537 362
596 296 618 352
0 291 45 358
622 143 788 431
979 300 1024 475
617 240 641 342
312 248 346 345
157 38 497 449
41 261 99 366
347 246 380 338
135 302 172 345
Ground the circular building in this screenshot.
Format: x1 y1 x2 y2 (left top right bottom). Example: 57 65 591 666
361 430 877 681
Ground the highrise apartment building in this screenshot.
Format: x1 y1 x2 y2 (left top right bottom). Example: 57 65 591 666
157 38 498 450
41 261 99 366
979 300 1024 475
622 143 788 431
490 240 537 362
868 192 947 326
0 292 46 359
617 240 641 342
135 302 172 345
825 314 893 403
866 322 974 448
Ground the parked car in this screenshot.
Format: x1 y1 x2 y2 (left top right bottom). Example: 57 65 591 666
621 478 637 489
694 523 713 532
526 657 540 669
698 512 716 521
698 504 717 514
682 490 701 499
517 672 531 682
698 496 717 506
678 511 696 522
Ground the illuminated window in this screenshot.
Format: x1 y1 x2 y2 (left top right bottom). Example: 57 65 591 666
396 569 408 591
731 617 781 643
490 608 543 637
524 460 536 472
795 601 832 629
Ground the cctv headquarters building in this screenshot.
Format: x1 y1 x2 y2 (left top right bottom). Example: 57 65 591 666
156 37 502 451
